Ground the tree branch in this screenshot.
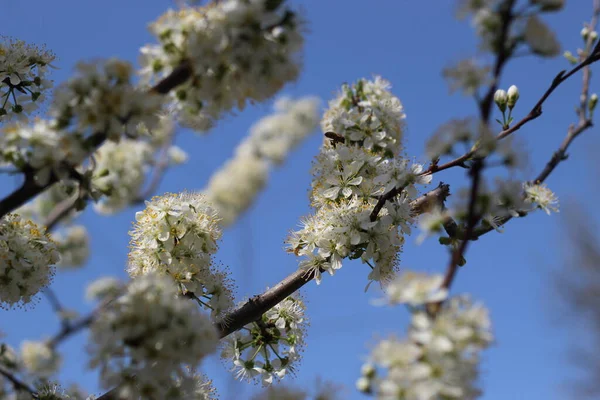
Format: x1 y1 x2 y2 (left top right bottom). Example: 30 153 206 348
0 365 38 398
0 61 193 220
92 184 451 400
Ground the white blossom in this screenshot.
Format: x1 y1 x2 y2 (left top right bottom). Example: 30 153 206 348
88 274 218 399
128 192 233 316
0 37 56 123
51 59 164 141
85 277 124 302
288 78 428 288
0 119 86 185
205 96 320 226
92 139 154 214
362 295 493 400
222 295 307 386
140 0 304 131
524 182 559 214
0 214 59 308
20 340 61 378
384 271 448 307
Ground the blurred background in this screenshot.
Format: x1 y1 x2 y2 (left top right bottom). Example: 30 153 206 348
2 1 600 398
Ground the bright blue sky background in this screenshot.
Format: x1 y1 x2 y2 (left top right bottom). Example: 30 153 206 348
2 1 599 399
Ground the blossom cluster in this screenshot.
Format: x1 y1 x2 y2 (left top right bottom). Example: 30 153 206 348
0 59 165 188
88 273 218 399
0 213 60 308
140 0 304 131
15 182 91 269
0 37 56 123
20 340 61 378
128 192 234 316
359 273 493 399
204 96 320 226
222 295 307 386
287 77 431 286
51 59 164 140
90 114 186 215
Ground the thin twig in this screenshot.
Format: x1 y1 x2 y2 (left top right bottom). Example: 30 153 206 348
471 0 600 240
422 25 600 176
429 0 517 314
0 365 38 398
133 132 178 204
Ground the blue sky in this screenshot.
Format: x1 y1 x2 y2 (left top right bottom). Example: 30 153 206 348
1 1 598 399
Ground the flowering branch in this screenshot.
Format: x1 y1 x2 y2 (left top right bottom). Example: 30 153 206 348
217 183 450 337
423 25 600 176
89 184 450 400
432 0 518 310
471 0 600 240
0 62 193 219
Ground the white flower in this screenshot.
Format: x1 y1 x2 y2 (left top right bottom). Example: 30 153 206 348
384 271 448 306
222 294 307 386
85 276 123 302
92 139 154 214
0 37 56 123
0 214 60 308
20 340 61 378
141 1 304 131
365 295 493 400
88 274 218 399
321 76 405 157
0 119 87 185
205 96 319 226
128 192 233 316
524 182 559 214
51 59 164 141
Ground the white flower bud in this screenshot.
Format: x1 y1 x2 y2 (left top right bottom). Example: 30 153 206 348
590 31 598 42
507 85 520 109
582 26 590 39
564 50 578 65
21 341 61 378
167 145 188 165
589 93 598 112
361 363 376 377
356 377 371 392
494 89 508 112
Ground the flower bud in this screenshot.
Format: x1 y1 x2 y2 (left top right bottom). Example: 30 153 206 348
589 93 598 112
564 50 578 65
361 363 376 378
494 89 508 112
507 85 519 109
356 377 371 393
590 31 598 42
582 26 590 39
